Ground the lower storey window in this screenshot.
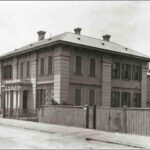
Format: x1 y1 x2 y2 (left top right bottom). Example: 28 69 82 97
111 91 120 107
75 88 81 106
111 91 141 108
121 92 130 107
133 93 141 107
36 89 46 109
89 89 95 106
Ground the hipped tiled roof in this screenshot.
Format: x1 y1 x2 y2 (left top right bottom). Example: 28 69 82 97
0 32 150 61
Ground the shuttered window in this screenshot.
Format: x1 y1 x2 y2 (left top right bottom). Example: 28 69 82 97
75 88 81 106
75 56 82 75
48 56 52 75
90 58 96 77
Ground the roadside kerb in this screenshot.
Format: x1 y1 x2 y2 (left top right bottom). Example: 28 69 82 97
0 118 149 149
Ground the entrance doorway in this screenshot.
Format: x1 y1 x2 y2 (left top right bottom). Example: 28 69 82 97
23 90 28 110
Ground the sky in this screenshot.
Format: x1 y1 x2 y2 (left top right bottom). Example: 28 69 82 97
0 1 150 57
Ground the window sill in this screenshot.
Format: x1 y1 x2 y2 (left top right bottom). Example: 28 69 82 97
132 79 141 82
74 73 83 76
122 79 131 81
88 75 97 78
38 74 53 77
112 78 120 80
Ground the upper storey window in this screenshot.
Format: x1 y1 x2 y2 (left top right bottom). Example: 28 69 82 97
40 58 44 76
122 64 131 80
2 65 12 80
132 65 141 81
20 62 24 78
90 58 96 77
48 56 52 75
26 61 30 77
112 62 120 79
75 56 82 75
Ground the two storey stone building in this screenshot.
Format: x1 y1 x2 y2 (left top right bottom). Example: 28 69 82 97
0 28 149 114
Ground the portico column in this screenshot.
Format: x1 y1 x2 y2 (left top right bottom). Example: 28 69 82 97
5 91 7 109
8 91 10 109
13 91 17 110
18 90 23 110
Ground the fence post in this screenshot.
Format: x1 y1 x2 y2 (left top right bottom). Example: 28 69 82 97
84 105 89 128
123 106 127 133
93 105 96 129
108 107 111 131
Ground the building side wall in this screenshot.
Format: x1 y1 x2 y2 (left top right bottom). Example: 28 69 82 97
0 44 149 110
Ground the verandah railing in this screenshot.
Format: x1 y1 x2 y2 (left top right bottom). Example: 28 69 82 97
4 108 38 122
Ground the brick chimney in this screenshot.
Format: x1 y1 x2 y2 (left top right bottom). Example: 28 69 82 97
74 28 82 35
37 30 46 41
102 34 111 42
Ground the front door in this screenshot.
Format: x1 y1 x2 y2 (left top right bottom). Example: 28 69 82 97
23 90 28 110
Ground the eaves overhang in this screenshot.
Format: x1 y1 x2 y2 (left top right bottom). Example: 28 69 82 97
0 40 150 62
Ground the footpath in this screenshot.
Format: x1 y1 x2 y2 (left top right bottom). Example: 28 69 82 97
0 118 149 149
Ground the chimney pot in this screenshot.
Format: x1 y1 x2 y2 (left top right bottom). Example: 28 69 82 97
74 28 82 35
37 30 46 41
102 34 111 42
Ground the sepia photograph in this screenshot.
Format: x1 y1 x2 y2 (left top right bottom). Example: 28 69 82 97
0 1 150 149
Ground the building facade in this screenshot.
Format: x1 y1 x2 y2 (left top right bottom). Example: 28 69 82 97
0 28 149 114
